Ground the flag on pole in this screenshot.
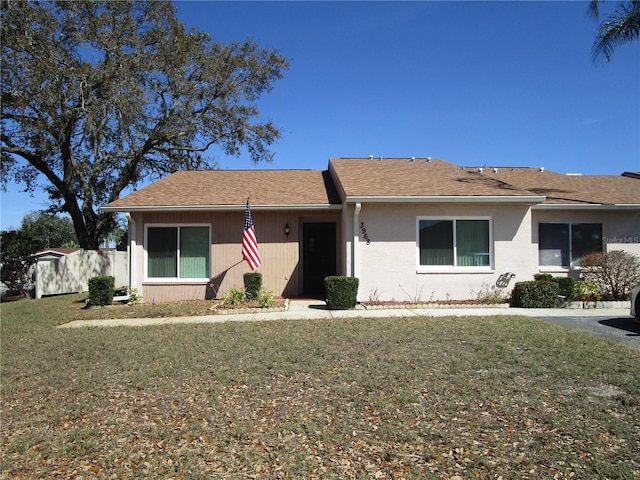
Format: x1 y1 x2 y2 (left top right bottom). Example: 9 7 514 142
242 199 261 270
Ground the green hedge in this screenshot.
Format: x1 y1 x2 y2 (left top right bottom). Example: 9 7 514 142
325 276 359 309
88 276 115 306
555 277 576 299
533 274 576 299
243 272 262 300
510 281 559 308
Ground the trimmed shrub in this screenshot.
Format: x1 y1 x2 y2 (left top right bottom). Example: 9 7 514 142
88 276 114 306
325 276 359 309
533 273 554 282
510 281 559 308
555 276 576 299
532 275 576 300
243 272 262 300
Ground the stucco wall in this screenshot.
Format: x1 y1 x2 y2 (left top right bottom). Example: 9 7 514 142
127 205 638 303
531 209 640 267
353 203 537 302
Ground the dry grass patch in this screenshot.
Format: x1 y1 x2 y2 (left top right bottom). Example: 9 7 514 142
7 293 285 325
1 294 639 478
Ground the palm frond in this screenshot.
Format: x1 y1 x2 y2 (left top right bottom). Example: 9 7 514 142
592 1 640 62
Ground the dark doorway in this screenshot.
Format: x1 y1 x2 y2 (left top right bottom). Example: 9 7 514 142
302 222 336 295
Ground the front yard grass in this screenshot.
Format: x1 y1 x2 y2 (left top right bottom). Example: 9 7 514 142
1 294 639 478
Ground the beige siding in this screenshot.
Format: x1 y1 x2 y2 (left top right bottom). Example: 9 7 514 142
144 283 209 304
133 210 339 303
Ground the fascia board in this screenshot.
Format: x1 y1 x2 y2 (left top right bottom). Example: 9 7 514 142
344 195 546 204
101 204 342 213
533 204 640 210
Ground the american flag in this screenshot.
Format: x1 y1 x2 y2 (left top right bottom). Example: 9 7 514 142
242 199 261 270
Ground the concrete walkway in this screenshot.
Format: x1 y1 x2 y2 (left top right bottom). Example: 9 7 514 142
58 299 633 329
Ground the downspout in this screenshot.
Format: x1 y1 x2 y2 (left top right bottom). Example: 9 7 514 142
126 213 136 292
352 202 361 280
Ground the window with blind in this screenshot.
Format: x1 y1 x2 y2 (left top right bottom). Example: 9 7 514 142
147 225 210 279
418 218 491 269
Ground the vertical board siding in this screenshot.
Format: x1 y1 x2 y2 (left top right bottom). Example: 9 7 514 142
137 210 340 302
144 283 208 304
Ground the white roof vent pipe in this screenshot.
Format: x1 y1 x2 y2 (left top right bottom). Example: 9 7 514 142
493 168 498 173
427 156 432 162
411 157 415 161
478 167 483 173
539 167 545 172
369 155 374 160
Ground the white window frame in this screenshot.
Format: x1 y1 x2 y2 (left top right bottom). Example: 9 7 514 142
416 216 494 273
144 224 211 283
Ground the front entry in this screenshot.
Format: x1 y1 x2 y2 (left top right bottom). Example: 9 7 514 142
302 222 336 296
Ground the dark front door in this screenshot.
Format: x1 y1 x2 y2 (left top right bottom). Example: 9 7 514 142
302 222 336 295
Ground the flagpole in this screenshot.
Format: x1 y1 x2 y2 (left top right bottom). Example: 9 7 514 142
242 197 261 271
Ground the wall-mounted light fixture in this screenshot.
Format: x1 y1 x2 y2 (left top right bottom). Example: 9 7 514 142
284 223 290 236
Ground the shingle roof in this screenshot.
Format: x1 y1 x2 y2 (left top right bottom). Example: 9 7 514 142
466 166 640 205
104 158 640 211
329 158 537 198
329 158 640 205
105 169 341 209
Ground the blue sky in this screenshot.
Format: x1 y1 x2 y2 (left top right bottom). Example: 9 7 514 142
2 1 639 230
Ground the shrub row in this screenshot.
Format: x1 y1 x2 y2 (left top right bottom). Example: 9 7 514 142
533 274 576 299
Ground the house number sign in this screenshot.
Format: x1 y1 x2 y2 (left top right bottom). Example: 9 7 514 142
360 222 371 245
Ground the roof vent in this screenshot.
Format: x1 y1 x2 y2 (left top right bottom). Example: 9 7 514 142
539 167 545 172
427 156 432 162
461 166 465 170
411 156 415 162
493 168 498 173
369 154 374 160
379 156 383 161
478 167 483 173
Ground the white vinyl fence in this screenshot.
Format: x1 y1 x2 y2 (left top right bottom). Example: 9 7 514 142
36 250 128 299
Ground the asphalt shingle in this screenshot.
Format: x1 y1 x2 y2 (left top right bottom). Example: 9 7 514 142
106 169 340 208
104 158 640 210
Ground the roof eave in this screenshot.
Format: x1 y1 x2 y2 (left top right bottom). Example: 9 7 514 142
344 195 546 204
533 203 640 210
101 203 342 213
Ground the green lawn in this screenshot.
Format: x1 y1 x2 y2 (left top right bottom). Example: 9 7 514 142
2 294 639 478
